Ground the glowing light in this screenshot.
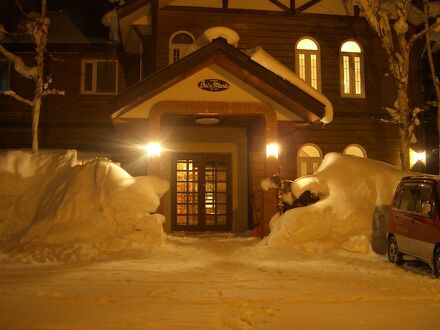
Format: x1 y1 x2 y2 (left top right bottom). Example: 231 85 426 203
266 143 279 159
409 148 426 168
144 142 161 157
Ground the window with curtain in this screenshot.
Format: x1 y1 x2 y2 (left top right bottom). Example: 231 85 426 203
295 37 321 91
340 40 365 98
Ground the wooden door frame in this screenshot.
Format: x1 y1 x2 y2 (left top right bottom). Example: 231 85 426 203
171 152 232 232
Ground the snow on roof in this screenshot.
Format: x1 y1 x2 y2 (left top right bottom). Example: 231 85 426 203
184 27 333 123
182 26 240 57
266 153 410 253
245 46 333 123
0 149 169 262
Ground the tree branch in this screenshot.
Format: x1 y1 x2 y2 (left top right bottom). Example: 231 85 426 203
42 89 65 97
2 90 33 107
409 20 440 48
0 44 37 79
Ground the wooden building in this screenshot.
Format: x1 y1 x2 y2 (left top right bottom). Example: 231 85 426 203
0 0 424 234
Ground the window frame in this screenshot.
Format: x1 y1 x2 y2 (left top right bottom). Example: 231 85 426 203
169 31 195 64
339 40 365 98
343 144 367 158
0 58 11 92
295 37 321 92
80 59 119 95
297 143 323 177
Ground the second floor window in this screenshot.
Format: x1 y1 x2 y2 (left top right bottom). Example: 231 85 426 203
295 37 321 91
340 40 365 98
81 59 118 95
169 31 195 64
0 59 10 92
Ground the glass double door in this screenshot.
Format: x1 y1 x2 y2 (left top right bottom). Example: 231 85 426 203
172 153 231 232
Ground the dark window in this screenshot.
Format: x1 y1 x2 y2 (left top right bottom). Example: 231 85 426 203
81 60 117 94
171 33 193 44
96 61 117 93
0 59 10 92
399 184 417 212
83 62 93 92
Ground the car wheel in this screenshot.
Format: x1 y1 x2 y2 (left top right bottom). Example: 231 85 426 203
434 247 440 279
388 236 403 265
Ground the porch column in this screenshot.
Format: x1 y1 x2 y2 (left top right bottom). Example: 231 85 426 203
261 115 279 237
147 116 161 176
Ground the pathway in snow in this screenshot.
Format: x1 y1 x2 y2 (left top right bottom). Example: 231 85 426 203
0 234 440 329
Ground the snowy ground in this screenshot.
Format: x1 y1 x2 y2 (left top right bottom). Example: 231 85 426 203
1 234 440 330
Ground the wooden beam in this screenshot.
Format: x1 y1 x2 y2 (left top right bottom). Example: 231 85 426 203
290 0 295 13
223 0 228 10
267 0 290 12
296 0 322 12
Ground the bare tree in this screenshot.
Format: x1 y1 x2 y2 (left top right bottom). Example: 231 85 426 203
423 0 440 173
0 0 64 153
356 0 439 170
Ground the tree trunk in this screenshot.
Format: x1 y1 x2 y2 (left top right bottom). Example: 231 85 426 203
397 87 411 170
424 0 440 174
31 0 48 153
32 92 42 153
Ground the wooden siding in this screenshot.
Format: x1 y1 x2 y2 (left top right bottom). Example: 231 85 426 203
155 8 423 117
0 51 124 154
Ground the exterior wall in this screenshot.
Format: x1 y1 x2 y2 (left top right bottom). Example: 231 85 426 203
155 7 404 169
0 48 126 155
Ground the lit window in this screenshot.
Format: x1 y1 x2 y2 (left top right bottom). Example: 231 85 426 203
80 59 118 95
340 40 365 98
0 59 10 92
295 37 321 91
343 144 367 158
169 31 195 64
297 143 323 177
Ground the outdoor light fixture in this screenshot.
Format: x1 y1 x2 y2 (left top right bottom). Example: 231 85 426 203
409 148 426 168
266 143 279 159
144 142 161 157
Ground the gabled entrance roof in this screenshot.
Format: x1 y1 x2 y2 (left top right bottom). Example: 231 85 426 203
109 37 327 122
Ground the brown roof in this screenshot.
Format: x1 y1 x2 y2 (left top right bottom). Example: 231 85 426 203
108 37 325 122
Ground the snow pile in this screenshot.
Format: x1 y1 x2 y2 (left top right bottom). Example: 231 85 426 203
245 46 333 124
0 150 169 262
267 153 408 253
182 26 240 57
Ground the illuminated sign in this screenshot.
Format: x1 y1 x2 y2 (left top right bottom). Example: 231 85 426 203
197 79 230 92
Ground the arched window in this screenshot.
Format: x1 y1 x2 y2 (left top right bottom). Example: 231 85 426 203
297 143 323 177
340 40 365 97
295 37 321 91
169 31 195 64
343 144 367 158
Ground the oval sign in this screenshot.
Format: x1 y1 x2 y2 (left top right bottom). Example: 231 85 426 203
198 79 230 92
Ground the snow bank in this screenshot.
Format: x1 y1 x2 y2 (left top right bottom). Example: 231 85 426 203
0 150 169 262
267 153 408 253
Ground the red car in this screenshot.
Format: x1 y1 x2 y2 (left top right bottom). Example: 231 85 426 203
388 176 440 278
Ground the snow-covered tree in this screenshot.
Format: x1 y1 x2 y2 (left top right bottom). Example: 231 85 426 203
423 0 440 173
0 0 64 153
356 0 439 170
